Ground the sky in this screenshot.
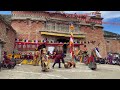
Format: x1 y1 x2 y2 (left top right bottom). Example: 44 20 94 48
0 11 120 34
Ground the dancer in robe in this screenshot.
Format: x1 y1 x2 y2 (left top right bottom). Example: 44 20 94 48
87 49 97 70
41 48 50 71
33 48 40 66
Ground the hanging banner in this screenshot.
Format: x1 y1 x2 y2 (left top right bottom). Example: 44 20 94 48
48 46 55 54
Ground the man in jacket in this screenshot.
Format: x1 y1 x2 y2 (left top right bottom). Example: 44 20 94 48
52 53 66 68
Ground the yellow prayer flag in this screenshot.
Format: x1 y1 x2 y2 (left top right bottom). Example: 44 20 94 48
70 24 75 30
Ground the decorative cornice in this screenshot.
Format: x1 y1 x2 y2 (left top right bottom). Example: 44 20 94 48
94 25 103 28
11 12 103 27
12 14 79 22
39 29 86 35
11 15 46 21
80 23 91 26
91 16 103 20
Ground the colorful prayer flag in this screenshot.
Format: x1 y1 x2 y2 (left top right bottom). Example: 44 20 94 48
35 40 38 43
69 32 74 58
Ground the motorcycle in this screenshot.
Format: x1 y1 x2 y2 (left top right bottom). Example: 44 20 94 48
1 58 16 69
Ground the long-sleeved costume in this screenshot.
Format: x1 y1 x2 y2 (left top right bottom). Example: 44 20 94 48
52 53 65 68
33 51 40 66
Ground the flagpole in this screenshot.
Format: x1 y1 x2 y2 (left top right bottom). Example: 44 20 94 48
70 23 74 62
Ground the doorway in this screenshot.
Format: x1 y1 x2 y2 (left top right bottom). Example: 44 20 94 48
57 38 69 54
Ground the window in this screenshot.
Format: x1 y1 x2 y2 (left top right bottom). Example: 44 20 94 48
58 23 61 31
46 23 51 30
46 22 56 30
63 25 69 32
73 25 79 33
51 23 55 30
45 22 71 32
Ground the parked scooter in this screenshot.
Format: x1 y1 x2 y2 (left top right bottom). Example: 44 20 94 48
1 55 16 69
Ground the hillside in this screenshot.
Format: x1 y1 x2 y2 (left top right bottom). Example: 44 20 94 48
104 30 119 36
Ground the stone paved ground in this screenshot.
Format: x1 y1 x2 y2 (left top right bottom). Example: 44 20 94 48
0 62 120 79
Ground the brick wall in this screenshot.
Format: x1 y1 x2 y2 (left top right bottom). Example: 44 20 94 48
0 19 16 54
105 39 120 54
11 20 44 41
80 26 107 58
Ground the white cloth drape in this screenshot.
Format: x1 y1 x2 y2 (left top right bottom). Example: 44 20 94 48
48 47 55 54
95 48 102 58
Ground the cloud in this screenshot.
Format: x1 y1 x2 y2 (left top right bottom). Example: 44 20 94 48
101 11 120 20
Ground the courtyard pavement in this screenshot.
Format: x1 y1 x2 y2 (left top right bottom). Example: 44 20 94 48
0 62 120 79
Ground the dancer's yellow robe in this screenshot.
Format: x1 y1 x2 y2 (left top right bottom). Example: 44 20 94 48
33 51 40 66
